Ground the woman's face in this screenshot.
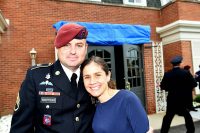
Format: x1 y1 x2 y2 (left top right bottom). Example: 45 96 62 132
82 62 110 99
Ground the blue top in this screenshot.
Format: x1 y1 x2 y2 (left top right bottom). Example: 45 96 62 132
92 90 149 133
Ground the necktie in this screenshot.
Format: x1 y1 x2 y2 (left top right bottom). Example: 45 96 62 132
71 73 78 89
71 73 78 99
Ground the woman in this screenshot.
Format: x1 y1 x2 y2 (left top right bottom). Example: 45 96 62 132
81 56 150 133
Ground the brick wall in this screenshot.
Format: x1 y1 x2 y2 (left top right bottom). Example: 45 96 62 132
163 41 182 71
160 1 200 26
160 1 179 26
163 41 193 72
178 1 200 21
181 41 194 72
143 44 156 114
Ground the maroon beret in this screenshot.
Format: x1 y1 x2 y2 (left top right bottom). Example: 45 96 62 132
54 23 88 48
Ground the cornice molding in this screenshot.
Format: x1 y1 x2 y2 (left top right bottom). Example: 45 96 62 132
156 20 200 45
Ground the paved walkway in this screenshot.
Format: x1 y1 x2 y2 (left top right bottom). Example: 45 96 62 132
148 108 200 132
1 108 200 133
0 114 12 133
154 121 200 133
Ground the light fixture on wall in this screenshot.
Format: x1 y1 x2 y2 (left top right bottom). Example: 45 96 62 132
29 48 37 66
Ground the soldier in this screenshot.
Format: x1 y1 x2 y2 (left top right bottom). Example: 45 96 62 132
10 23 95 133
160 56 197 133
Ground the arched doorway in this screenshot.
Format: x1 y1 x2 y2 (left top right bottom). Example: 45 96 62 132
87 46 116 80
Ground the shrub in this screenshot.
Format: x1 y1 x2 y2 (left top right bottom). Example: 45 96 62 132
194 95 200 103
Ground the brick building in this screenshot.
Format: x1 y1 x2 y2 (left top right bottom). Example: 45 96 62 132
0 0 200 116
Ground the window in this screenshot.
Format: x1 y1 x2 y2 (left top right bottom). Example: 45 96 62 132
123 0 147 6
87 0 101 2
123 45 143 88
126 49 141 87
160 0 171 6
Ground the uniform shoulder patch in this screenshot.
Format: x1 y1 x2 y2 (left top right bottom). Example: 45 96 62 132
31 63 53 70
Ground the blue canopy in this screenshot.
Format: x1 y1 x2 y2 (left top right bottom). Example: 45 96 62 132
53 21 151 46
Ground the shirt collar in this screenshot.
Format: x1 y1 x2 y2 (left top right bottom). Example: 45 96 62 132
60 63 80 83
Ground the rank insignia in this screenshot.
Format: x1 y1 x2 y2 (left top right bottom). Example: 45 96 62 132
43 114 51 126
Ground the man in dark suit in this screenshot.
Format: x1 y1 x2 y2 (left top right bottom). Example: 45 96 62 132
160 56 197 133
183 65 198 112
10 23 95 133
195 64 200 89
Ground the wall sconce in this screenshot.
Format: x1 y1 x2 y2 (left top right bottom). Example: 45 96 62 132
29 48 37 66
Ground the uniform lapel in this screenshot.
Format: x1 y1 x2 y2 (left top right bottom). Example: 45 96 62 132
77 74 88 102
51 60 77 100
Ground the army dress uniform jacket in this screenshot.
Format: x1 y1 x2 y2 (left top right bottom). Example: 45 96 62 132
160 67 197 112
10 60 95 133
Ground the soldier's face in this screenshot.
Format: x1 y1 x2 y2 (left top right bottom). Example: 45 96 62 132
57 39 88 71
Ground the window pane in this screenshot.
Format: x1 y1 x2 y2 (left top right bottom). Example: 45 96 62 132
123 0 146 6
88 51 95 57
96 49 103 57
104 50 110 58
135 0 141 3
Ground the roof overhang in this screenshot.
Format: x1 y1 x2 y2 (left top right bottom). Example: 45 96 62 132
156 20 200 45
53 21 151 46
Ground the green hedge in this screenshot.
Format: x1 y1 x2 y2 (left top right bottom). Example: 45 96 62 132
194 95 200 103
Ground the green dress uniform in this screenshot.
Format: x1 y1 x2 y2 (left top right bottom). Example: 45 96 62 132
10 60 95 133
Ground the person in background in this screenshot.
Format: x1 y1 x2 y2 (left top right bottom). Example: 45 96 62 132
195 64 200 89
10 23 95 133
183 65 198 112
81 56 150 133
160 56 197 133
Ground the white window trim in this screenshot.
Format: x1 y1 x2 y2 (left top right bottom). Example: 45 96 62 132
123 0 147 6
160 0 171 6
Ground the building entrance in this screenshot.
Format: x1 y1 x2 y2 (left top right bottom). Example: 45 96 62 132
123 45 146 106
87 45 146 107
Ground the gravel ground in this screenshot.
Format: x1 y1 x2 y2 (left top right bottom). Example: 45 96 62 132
0 114 12 133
